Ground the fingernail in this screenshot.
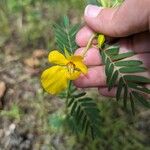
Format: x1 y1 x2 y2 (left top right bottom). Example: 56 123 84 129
85 5 103 18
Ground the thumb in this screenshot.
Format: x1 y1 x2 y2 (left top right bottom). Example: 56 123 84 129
84 1 149 37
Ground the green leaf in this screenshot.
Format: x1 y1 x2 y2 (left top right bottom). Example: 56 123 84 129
106 63 114 85
101 51 106 62
128 82 150 94
119 66 146 73
69 96 101 139
63 16 70 27
132 91 150 108
108 70 118 91
73 92 86 98
129 93 135 115
114 60 142 66
70 101 77 115
116 78 124 101
106 46 119 55
78 97 93 103
55 39 65 53
54 17 78 54
54 24 66 35
124 75 150 83
84 108 100 122
70 84 77 93
66 114 81 134
86 0 99 5
111 51 134 61
100 43 149 114
105 58 111 76
91 127 95 140
69 24 80 37
75 105 81 121
123 85 128 109
100 0 108 7
84 106 100 114
55 35 68 46
67 98 74 107
81 102 97 107
81 115 87 131
85 122 89 135
76 109 84 125
54 27 66 38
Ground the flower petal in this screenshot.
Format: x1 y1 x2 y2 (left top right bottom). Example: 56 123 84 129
67 70 81 80
70 56 88 74
68 55 83 62
48 50 68 65
41 66 68 94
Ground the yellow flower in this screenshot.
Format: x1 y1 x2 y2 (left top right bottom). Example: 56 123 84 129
41 50 87 95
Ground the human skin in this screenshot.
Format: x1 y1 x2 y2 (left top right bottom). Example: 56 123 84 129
74 0 150 97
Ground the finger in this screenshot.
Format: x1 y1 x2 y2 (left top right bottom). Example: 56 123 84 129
74 66 149 88
76 26 95 47
75 47 102 66
120 32 150 53
75 47 150 68
133 53 150 68
84 1 150 37
131 32 150 53
76 25 115 47
74 66 106 87
76 26 150 53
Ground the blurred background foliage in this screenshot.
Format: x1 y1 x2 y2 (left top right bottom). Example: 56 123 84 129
0 0 150 149
0 0 85 49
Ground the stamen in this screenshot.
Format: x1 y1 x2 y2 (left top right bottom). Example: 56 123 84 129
67 62 75 74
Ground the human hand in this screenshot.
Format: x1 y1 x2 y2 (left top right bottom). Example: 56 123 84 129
74 0 150 97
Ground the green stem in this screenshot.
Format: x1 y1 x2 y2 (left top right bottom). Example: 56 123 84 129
66 81 72 112
81 33 97 57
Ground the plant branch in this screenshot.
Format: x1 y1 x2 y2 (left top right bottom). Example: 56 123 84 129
66 81 72 107
81 33 97 57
